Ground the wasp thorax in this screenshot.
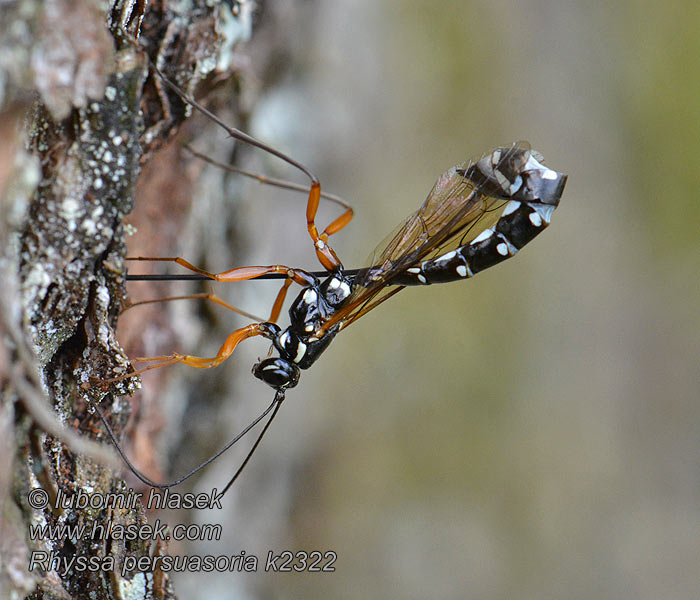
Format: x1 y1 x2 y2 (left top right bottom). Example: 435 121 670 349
320 274 352 307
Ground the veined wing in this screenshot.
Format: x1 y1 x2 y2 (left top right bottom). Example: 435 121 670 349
322 142 536 332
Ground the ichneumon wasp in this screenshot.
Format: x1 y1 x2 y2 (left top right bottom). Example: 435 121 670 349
93 59 567 498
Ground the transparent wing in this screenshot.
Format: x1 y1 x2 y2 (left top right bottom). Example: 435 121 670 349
361 141 532 283
324 142 533 332
363 164 479 279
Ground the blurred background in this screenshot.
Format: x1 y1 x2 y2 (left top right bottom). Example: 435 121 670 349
129 0 699 598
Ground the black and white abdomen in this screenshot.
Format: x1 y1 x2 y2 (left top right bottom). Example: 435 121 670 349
394 146 566 286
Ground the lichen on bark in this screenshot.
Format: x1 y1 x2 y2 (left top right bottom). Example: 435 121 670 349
0 1 256 598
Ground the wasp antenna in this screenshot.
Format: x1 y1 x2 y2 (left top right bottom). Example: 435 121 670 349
92 394 280 489
220 391 285 497
145 59 319 185
183 144 352 212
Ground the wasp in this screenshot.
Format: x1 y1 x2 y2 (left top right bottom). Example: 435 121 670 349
96 62 567 496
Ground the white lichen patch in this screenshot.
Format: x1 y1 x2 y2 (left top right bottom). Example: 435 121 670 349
82 218 96 235
118 572 151 600
60 197 80 218
23 263 52 304
98 322 111 346
59 196 83 232
94 284 110 314
42 320 58 339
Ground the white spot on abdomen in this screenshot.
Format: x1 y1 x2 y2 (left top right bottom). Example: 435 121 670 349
435 250 457 262
529 211 543 227
508 175 523 195
534 203 556 224
524 154 547 172
502 200 521 216
472 228 494 244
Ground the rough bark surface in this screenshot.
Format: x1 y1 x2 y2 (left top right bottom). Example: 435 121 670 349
0 1 267 598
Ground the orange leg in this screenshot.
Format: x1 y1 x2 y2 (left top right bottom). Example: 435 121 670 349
190 264 309 323
125 257 318 324
125 290 264 322
126 257 319 287
185 148 355 272
137 54 355 274
305 182 355 271
101 323 273 386
126 284 293 325
133 256 323 309
268 278 293 323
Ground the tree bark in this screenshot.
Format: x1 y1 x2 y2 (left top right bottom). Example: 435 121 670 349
0 1 266 598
